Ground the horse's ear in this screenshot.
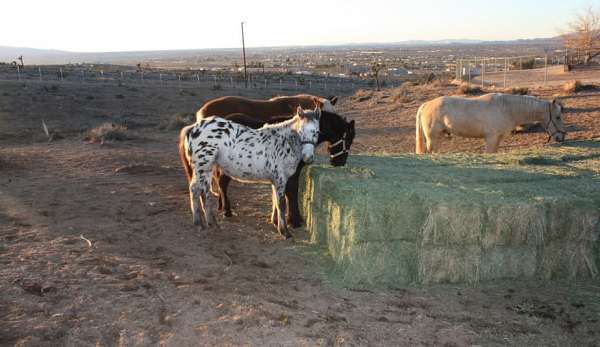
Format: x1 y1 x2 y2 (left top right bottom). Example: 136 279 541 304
313 97 324 109
329 96 338 105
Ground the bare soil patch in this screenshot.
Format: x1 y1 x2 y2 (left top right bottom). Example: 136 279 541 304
1 80 599 346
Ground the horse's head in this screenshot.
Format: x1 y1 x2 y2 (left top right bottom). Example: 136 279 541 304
295 106 321 164
546 99 567 143
320 111 356 167
314 96 338 113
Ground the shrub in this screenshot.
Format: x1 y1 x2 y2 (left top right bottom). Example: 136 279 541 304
456 83 483 95
85 123 130 143
159 112 195 131
212 84 223 91
392 85 411 104
507 87 529 95
511 58 535 70
562 80 596 94
353 89 373 102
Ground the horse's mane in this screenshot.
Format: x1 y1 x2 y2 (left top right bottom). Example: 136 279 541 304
488 93 548 115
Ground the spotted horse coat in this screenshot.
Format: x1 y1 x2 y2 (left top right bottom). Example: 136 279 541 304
180 107 321 238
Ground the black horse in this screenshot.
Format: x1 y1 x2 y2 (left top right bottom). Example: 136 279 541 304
214 111 355 228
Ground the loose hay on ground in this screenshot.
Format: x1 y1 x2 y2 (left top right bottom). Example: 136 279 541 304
301 140 600 288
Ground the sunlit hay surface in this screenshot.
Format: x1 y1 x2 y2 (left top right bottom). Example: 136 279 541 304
301 140 600 288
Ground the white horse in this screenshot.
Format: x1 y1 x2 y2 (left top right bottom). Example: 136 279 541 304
415 93 567 154
179 106 321 238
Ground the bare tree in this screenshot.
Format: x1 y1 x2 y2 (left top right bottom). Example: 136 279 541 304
564 6 600 64
17 55 24 68
371 62 385 91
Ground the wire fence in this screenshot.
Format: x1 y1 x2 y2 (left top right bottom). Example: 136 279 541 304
0 64 399 95
454 54 569 88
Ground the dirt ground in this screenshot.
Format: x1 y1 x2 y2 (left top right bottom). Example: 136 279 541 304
1 79 600 347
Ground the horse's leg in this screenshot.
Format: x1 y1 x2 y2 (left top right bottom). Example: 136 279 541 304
285 164 303 228
213 168 224 211
425 132 439 154
200 168 218 228
484 135 502 153
273 184 292 239
270 189 278 227
218 174 233 217
189 174 203 228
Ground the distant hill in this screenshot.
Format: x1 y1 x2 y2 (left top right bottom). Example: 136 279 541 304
0 37 564 65
0 46 70 63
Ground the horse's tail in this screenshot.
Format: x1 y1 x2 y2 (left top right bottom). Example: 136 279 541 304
415 104 426 154
179 124 195 184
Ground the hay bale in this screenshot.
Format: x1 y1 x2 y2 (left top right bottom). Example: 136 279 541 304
301 140 600 287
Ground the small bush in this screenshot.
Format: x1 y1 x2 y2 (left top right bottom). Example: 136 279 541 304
456 83 483 95
159 112 195 131
562 81 596 94
115 94 125 99
86 95 95 100
353 89 373 102
212 84 223 91
392 86 412 104
511 58 535 70
85 123 130 143
507 87 529 95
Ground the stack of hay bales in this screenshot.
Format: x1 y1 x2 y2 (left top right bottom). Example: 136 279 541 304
301 141 600 287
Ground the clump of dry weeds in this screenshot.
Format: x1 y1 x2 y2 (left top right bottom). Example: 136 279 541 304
158 112 195 131
456 83 483 95
85 123 130 143
562 81 596 94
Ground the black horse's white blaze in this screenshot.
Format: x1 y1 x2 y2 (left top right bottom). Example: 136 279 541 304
183 107 320 238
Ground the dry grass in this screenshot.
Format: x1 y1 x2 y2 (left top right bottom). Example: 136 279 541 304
391 84 412 104
85 123 130 143
352 89 374 102
158 112 195 131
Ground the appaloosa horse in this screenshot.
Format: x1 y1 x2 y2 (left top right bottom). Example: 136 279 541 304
213 111 355 228
180 107 321 238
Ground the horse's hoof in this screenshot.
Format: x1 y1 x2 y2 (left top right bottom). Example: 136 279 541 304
193 216 201 226
288 220 303 229
224 211 233 218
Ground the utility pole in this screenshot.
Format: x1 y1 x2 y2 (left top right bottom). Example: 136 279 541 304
241 22 248 88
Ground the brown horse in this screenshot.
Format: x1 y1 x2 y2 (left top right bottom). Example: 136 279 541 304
196 94 338 122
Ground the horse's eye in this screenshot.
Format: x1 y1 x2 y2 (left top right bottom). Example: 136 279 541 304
556 116 561 120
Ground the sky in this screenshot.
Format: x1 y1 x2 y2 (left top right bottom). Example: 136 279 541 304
0 0 593 52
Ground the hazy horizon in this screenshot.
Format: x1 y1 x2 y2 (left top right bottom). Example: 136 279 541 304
0 0 590 52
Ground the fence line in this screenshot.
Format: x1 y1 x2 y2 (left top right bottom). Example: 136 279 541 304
0 65 408 94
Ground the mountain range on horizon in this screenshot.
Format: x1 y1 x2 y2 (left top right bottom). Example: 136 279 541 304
0 37 563 65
